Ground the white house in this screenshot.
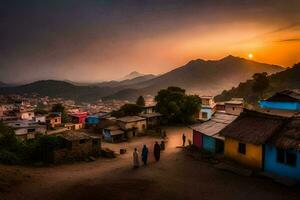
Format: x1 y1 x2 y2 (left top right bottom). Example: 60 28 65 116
7 120 47 140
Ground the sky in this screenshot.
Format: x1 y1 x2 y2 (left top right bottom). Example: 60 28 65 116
1 0 300 83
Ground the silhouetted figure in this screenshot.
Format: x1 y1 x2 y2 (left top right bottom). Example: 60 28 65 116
154 142 161 161
182 133 186 146
141 145 148 165
160 141 165 150
133 148 140 168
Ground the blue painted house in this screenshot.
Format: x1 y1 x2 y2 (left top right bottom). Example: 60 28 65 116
85 115 100 125
264 117 300 181
191 112 238 153
102 125 125 143
260 89 300 111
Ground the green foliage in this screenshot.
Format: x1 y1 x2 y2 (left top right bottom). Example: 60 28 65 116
0 122 19 151
51 103 70 123
252 72 270 98
136 96 145 106
111 103 143 118
0 149 21 165
155 87 201 123
0 122 63 165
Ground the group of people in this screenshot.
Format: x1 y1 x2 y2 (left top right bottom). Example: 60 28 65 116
132 133 187 168
133 141 161 168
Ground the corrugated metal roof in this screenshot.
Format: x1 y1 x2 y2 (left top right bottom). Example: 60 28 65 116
191 112 238 139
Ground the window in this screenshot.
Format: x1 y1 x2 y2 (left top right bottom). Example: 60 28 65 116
238 143 246 155
27 128 35 133
232 107 235 110
286 151 297 167
276 149 285 163
202 112 208 119
79 139 87 144
276 149 297 167
55 119 58 122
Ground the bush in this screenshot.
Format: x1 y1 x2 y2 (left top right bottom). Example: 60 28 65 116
0 149 21 165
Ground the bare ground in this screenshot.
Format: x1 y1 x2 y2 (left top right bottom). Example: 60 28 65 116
1 126 299 200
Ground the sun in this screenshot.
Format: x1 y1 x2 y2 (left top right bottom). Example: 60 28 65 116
248 53 253 59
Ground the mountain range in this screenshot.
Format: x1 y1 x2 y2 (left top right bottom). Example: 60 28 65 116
0 56 283 102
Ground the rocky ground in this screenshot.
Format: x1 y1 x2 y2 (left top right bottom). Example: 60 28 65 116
1 126 299 200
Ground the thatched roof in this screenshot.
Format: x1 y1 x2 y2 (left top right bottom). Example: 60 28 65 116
220 109 288 145
271 117 300 150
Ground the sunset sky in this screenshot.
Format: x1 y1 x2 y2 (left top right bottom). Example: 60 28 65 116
1 0 300 83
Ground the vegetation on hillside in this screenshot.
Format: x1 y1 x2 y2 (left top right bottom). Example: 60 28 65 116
136 96 145 107
155 87 201 124
215 63 300 105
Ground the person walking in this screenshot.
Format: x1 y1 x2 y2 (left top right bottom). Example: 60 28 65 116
133 148 140 168
141 145 148 165
182 133 186 147
154 141 161 161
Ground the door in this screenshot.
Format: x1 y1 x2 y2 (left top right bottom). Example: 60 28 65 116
193 131 202 148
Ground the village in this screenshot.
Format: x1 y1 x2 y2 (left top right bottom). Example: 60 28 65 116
0 87 300 200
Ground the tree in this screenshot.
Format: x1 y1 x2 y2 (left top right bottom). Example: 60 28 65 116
155 87 201 123
0 122 18 151
136 96 145 107
111 104 143 118
51 104 70 123
252 72 269 99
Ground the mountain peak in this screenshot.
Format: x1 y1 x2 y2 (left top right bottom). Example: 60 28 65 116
120 71 145 81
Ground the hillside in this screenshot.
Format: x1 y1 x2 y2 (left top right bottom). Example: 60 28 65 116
215 63 300 104
0 80 115 102
104 56 283 100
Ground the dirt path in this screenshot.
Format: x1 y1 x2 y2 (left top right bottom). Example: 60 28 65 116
1 126 300 200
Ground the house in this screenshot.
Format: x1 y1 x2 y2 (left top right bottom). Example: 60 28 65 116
260 89 300 111
69 112 88 124
85 115 100 126
264 116 300 181
102 125 125 143
220 109 286 169
47 112 62 128
34 115 46 123
52 131 101 163
117 116 147 137
7 120 47 140
17 110 35 120
224 98 244 115
0 106 3 117
141 104 156 114
139 112 162 129
195 96 216 121
191 112 238 153
64 123 83 131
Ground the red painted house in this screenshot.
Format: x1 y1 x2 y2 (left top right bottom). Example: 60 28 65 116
192 130 203 148
69 112 88 124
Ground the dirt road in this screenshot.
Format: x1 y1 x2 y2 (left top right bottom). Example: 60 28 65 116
1 126 299 200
